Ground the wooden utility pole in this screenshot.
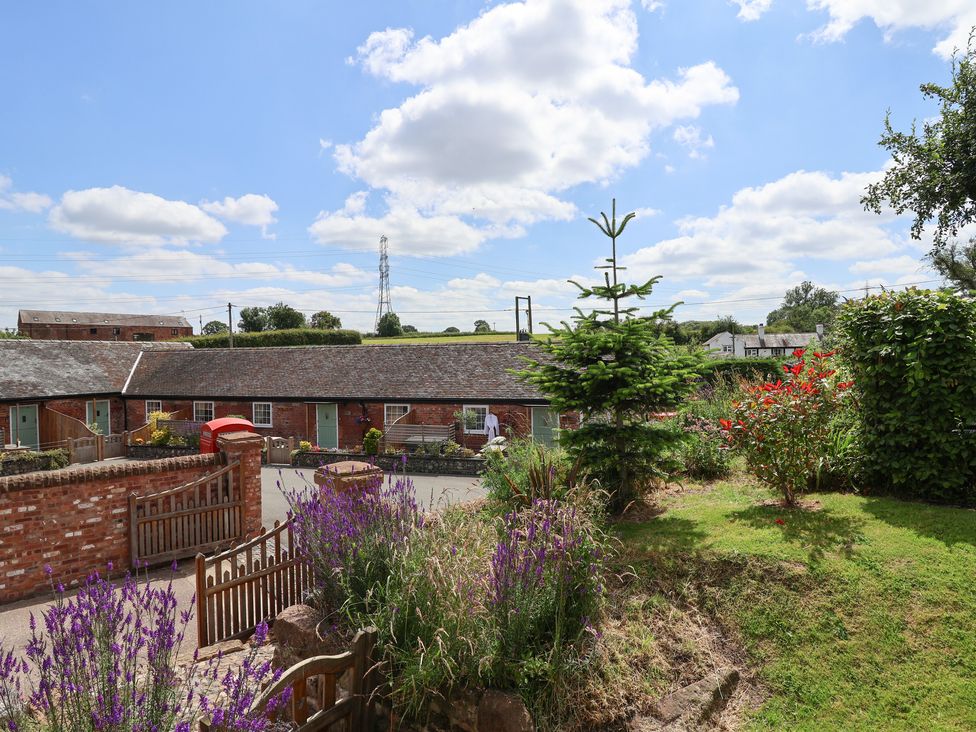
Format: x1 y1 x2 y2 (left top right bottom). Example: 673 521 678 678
227 303 234 348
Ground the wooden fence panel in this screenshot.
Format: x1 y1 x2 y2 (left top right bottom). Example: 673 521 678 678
266 436 295 465
68 436 99 464
195 518 313 648
129 459 243 568
102 432 127 459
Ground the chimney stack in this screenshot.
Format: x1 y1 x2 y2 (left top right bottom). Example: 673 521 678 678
816 323 824 340
757 323 765 343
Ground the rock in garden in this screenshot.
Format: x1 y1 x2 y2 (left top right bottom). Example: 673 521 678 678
477 690 534 732
654 667 739 723
271 604 327 659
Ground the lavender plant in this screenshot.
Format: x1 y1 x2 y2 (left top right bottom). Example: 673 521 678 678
488 500 607 689
286 472 421 618
0 566 287 732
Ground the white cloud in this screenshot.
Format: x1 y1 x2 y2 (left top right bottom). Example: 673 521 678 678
640 0 665 11
731 0 773 21
49 186 227 245
0 175 52 213
309 204 495 256
673 125 715 159
622 168 909 290
849 255 926 275
805 1 976 58
200 193 279 238
328 0 738 255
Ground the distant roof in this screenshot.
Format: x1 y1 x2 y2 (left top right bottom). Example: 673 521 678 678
740 333 819 348
125 343 548 403
0 341 192 401
18 310 192 328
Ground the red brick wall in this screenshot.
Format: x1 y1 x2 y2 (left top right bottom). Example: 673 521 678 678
45 397 127 435
0 405 8 445
0 441 263 604
18 323 192 341
125 398 541 449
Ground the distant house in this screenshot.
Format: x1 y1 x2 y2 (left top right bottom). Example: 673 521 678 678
17 310 193 341
0 340 191 449
122 342 570 449
705 323 824 358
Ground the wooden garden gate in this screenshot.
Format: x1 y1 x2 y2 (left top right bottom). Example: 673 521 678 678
195 518 313 647
129 459 244 567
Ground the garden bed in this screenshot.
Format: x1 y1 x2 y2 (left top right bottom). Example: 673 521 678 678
291 450 484 476
128 444 199 460
0 448 69 476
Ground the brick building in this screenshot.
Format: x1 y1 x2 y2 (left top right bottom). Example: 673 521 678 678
0 340 192 449
18 310 193 341
122 343 570 450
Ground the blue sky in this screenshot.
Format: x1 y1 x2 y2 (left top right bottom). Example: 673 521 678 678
1 0 972 333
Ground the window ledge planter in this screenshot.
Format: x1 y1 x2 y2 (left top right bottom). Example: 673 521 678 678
291 450 485 477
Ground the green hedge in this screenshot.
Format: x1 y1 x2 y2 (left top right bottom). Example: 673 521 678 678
700 357 787 383
838 289 976 504
0 448 70 476
179 328 362 348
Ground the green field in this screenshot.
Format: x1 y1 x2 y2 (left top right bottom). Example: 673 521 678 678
362 332 525 345
615 474 976 730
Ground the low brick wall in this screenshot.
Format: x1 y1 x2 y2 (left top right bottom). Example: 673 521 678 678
127 444 199 460
291 451 485 477
0 441 263 604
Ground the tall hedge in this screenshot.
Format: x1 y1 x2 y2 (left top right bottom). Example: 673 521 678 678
837 289 976 503
178 328 361 348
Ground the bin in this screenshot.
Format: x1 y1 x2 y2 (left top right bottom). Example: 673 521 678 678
314 460 382 493
201 417 257 453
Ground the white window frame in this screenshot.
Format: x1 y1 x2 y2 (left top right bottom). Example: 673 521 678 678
193 401 214 422
461 404 489 434
252 402 273 428
384 403 410 426
145 400 162 417
770 347 786 357
745 348 759 357
721 344 733 353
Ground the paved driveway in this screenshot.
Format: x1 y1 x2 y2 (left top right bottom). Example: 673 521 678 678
260 465 485 527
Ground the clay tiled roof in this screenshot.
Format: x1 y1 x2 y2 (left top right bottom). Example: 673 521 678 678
18 310 192 328
0 341 192 401
124 343 548 403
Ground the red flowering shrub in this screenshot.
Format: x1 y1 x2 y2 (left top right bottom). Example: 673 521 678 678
721 349 853 506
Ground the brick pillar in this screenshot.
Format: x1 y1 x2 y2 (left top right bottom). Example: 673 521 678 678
217 431 264 538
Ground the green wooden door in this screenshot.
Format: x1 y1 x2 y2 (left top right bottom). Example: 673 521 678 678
12 405 39 449
531 407 559 447
86 400 111 435
316 403 338 449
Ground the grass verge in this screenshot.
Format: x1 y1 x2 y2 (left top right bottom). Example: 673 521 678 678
614 474 976 730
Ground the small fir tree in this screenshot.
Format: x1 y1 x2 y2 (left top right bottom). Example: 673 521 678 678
519 199 700 511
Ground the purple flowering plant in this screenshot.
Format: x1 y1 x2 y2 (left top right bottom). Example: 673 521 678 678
0 565 288 731
488 499 606 688
286 472 422 619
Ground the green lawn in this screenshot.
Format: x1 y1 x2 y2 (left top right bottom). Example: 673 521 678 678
615 476 976 731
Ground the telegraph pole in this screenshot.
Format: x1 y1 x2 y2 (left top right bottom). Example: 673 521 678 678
227 303 234 349
514 295 533 341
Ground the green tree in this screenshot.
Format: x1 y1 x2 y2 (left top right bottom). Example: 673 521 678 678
765 281 838 331
473 319 491 333
402 324 418 333
237 306 268 332
930 237 976 290
201 320 228 335
310 310 342 329
519 200 701 512
443 326 460 333
862 33 976 251
266 302 306 330
376 312 402 337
